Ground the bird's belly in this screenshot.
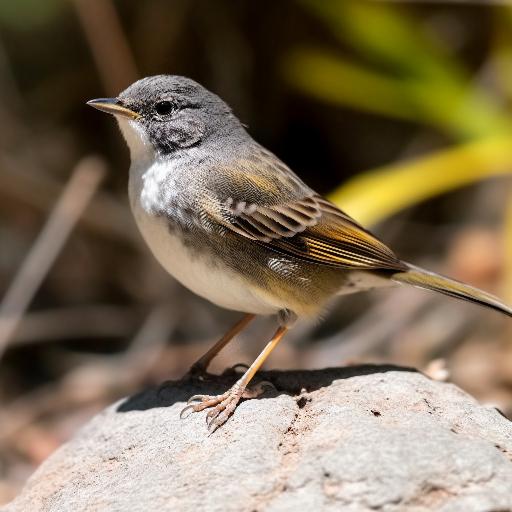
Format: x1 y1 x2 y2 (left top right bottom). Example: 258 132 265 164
131 208 278 315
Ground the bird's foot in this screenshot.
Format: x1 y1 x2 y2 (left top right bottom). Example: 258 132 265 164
180 383 245 433
180 380 273 433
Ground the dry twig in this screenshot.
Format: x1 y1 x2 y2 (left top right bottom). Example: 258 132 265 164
0 157 106 362
73 0 139 94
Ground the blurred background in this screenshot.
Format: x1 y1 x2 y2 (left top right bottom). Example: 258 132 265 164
1 0 512 503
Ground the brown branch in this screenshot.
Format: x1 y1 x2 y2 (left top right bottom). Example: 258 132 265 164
0 156 106 362
0 153 138 244
73 0 139 95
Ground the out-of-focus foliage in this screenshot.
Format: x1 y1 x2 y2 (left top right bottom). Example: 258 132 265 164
285 0 512 266
329 134 512 226
0 0 63 30
506 199 512 301
287 0 512 140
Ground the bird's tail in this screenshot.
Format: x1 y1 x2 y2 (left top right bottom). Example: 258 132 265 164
391 264 512 317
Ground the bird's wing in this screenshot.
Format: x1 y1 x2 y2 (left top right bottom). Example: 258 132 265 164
205 186 406 272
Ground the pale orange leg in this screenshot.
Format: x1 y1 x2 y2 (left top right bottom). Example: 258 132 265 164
188 313 255 375
181 325 288 433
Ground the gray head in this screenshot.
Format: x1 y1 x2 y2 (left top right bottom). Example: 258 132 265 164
87 75 244 156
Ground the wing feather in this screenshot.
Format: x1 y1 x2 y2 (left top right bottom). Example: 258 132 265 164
222 194 406 271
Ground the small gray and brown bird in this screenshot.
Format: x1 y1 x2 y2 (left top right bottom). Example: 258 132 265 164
88 75 512 432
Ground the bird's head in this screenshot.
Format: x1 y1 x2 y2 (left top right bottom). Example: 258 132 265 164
87 75 241 159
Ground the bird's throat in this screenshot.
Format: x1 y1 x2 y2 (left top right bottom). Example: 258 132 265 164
116 117 154 164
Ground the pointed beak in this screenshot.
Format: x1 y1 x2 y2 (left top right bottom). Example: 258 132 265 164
86 98 139 119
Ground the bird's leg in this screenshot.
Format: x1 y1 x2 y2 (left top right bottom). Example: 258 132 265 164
188 313 255 376
181 325 288 433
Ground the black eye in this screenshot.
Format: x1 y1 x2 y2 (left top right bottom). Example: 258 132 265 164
155 100 174 115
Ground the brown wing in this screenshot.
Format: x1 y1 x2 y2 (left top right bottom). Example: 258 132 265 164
223 194 406 272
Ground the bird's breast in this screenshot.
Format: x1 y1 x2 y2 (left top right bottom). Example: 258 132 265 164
128 164 279 314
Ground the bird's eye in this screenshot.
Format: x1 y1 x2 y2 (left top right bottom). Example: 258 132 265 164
155 100 174 115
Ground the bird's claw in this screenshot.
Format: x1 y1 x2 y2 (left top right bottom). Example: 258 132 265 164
179 385 244 433
179 379 275 432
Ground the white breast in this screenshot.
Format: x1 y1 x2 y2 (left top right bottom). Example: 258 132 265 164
130 198 277 314
118 115 279 315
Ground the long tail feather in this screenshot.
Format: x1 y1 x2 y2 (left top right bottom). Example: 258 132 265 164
392 264 512 317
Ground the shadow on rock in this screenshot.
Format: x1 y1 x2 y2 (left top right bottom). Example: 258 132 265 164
116 364 418 413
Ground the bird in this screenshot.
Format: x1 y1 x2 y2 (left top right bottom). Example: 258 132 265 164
88 75 512 433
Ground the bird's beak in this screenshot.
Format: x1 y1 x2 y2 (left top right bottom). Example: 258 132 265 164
86 98 139 120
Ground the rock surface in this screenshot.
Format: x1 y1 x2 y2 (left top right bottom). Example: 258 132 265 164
5 366 512 512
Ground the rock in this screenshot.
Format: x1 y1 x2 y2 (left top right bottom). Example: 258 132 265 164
5 366 512 512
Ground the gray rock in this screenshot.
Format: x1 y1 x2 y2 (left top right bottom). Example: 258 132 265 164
4 366 512 512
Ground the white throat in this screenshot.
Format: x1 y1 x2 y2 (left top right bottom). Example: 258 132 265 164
116 116 155 165
116 115 161 217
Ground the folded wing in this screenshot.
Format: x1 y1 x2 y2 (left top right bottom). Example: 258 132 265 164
222 193 406 272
